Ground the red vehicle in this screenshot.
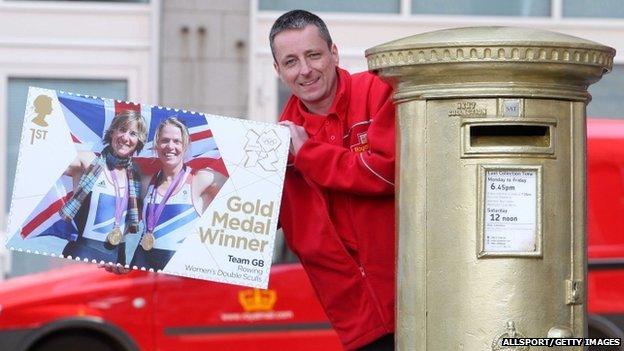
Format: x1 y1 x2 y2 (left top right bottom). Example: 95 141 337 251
0 251 342 351
0 118 622 351
587 118 624 342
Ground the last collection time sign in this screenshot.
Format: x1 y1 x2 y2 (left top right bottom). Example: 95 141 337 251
484 169 538 253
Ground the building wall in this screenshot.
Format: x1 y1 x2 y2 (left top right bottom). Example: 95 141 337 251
249 0 624 123
0 0 251 278
0 0 251 280
0 0 158 279
160 0 249 118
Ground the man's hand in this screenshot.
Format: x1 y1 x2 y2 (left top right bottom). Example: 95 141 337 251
98 263 131 275
279 121 308 156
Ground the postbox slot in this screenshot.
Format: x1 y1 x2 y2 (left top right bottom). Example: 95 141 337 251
470 125 550 147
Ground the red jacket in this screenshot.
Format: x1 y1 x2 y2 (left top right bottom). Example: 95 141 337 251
279 68 396 350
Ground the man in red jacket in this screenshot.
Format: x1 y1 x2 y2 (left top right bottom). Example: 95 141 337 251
271 10 396 351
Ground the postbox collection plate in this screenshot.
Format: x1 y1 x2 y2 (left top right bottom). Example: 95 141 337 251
478 165 543 258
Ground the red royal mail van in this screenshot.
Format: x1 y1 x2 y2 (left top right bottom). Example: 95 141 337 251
0 118 623 351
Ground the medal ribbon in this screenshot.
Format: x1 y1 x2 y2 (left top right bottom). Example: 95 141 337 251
146 167 189 234
111 169 129 229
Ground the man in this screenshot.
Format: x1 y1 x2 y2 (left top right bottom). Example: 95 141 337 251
272 10 396 351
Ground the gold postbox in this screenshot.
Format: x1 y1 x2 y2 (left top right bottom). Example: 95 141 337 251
366 27 615 350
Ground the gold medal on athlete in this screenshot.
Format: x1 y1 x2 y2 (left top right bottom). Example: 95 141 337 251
143 168 188 253
107 226 123 246
140 231 155 251
109 169 127 247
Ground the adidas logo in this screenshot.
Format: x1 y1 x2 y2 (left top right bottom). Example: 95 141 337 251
97 180 106 188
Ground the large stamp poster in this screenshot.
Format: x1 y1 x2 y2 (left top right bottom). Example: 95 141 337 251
5 87 289 288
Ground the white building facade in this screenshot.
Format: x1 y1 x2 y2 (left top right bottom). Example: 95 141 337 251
0 0 158 278
2 0 624 278
249 0 624 123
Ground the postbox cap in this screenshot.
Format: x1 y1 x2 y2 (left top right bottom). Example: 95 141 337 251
366 26 614 55
366 26 615 102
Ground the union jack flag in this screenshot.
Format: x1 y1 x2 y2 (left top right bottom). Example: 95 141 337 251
19 92 227 240
134 106 228 176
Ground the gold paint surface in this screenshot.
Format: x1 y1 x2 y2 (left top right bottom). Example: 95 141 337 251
369 27 613 351
366 27 615 103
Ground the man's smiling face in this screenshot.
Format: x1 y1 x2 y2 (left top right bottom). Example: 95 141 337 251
273 25 339 115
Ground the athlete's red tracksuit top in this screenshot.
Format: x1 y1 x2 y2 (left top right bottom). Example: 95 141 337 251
279 67 396 350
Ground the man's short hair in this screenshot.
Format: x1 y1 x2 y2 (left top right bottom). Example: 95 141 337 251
269 9 333 61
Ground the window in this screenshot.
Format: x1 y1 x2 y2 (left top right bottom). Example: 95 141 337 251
259 0 400 14
587 65 624 119
411 0 551 16
9 0 149 3
277 80 291 115
272 229 299 264
5 78 127 278
563 0 624 18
